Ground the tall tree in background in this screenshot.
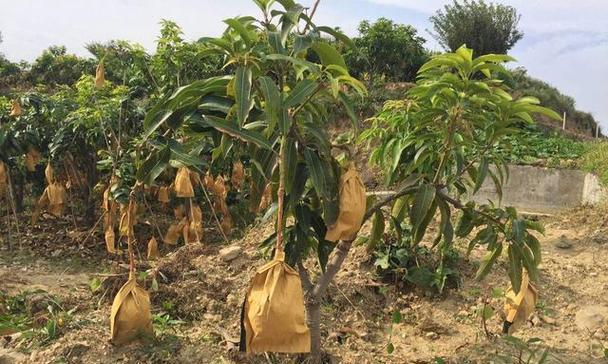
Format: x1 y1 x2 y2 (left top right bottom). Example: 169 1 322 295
28 46 94 86
346 18 428 82
430 0 523 55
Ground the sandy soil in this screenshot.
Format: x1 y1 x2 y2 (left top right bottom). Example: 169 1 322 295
1 204 608 364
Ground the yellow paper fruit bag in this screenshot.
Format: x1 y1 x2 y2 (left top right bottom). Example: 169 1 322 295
25 147 41 172
232 161 245 188
110 277 154 345
325 167 366 242
503 271 538 334
157 186 170 204
241 252 311 353
174 167 194 198
0 162 8 199
95 61 105 90
9 99 21 117
147 237 159 260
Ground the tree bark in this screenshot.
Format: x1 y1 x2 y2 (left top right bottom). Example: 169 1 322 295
305 299 322 361
84 155 98 226
13 180 24 212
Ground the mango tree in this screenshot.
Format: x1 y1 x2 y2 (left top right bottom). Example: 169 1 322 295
359 46 560 293
48 75 130 224
141 0 366 358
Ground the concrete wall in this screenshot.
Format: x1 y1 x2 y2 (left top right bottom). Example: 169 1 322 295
470 165 606 213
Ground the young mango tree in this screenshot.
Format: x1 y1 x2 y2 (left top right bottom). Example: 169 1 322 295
359 46 560 294
140 0 366 359
48 75 130 224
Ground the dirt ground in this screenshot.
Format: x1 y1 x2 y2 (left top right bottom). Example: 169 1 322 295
2 203 608 364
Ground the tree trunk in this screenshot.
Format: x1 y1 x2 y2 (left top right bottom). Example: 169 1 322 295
8 168 24 212
305 299 323 363
13 181 24 212
84 155 98 226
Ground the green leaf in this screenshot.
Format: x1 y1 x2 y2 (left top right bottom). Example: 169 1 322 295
311 42 347 69
89 278 102 293
303 148 326 196
143 76 230 138
368 211 385 252
284 140 297 194
235 66 253 126
474 157 489 193
521 244 540 281
258 76 281 127
526 234 542 266
456 208 475 237
507 245 523 293
224 18 258 46
265 54 320 74
268 31 285 54
284 79 318 109
476 243 503 281
315 26 354 48
478 305 495 321
338 92 359 132
137 146 171 185
410 184 436 233
391 311 402 324
294 34 312 54
511 218 525 243
199 95 233 113
168 140 205 172
195 115 273 150
527 105 562 121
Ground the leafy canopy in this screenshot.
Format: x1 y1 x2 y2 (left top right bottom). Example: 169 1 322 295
142 0 366 269
345 18 428 82
430 0 523 55
361 46 560 292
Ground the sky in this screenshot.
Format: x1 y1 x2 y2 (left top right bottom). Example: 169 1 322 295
1 0 607 130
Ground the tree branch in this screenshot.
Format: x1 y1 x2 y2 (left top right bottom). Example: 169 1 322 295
298 261 313 292
436 188 506 232
309 184 418 300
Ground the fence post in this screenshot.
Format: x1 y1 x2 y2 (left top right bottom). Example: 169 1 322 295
562 112 567 130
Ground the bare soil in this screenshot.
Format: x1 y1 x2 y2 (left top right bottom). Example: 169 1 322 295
1 204 608 364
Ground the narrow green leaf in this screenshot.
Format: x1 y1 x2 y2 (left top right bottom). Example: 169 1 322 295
476 243 503 281
474 158 489 193
224 18 257 46
137 146 171 185
507 245 523 294
368 210 385 252
196 115 273 150
311 42 347 69
410 184 436 232
315 26 354 48
235 66 253 126
284 79 318 108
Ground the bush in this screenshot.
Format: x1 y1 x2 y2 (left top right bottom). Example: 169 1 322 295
581 142 608 186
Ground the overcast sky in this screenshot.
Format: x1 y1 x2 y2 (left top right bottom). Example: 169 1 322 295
1 0 606 129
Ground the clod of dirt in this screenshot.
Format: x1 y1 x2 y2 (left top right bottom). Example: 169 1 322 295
0 348 27 364
26 292 57 315
219 245 242 262
554 235 573 249
574 305 608 331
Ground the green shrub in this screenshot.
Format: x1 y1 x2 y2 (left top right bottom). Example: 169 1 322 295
581 142 608 186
